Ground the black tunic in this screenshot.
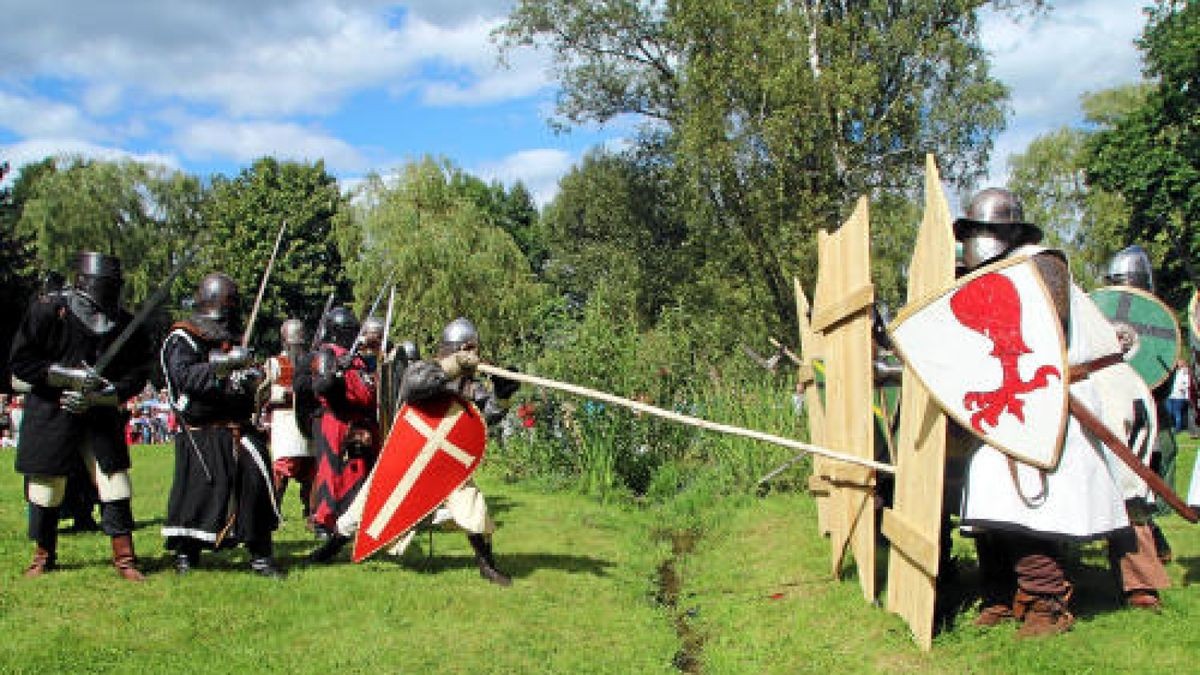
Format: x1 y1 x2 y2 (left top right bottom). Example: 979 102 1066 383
160 321 279 549
9 291 150 476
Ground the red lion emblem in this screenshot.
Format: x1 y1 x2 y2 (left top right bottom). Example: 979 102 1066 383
950 273 1061 432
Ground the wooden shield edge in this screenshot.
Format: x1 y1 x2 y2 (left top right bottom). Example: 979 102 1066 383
1090 284 1182 390
796 277 831 536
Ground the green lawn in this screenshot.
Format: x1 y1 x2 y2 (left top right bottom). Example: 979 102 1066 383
2 436 1199 673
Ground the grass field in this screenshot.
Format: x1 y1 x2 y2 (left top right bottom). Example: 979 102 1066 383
2 436 1200 673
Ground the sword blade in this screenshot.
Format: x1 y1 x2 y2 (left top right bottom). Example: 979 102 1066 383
241 219 289 348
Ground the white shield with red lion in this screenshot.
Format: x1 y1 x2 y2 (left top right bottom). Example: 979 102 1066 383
352 395 487 562
888 256 1070 470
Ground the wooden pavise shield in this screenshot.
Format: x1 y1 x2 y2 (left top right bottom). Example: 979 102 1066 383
352 395 487 562
889 255 1070 470
882 155 955 651
810 196 878 600
794 280 831 537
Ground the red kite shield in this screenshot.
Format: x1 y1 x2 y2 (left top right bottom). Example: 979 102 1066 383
352 395 487 562
888 256 1069 470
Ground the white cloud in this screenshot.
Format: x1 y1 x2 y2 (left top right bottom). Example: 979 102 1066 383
981 0 1146 185
474 148 575 207
0 2 545 118
0 138 181 182
0 91 104 140
171 119 371 173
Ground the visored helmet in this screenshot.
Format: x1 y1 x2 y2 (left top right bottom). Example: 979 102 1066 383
73 251 123 313
324 306 360 349
952 188 1042 270
1104 245 1154 292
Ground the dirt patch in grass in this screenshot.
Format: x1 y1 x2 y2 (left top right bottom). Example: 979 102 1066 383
653 528 704 672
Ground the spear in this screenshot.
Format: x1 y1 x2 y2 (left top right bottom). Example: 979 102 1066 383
474 364 894 474
241 219 288 348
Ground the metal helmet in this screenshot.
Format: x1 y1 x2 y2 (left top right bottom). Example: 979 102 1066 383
1104 245 1154 292
361 316 385 348
952 188 1042 270
73 251 123 312
397 340 421 365
280 318 307 347
324 306 360 349
194 272 241 323
438 317 479 357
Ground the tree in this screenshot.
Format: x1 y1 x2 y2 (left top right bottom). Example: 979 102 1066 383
1086 0 1199 308
16 157 204 307
499 0 1031 335
202 157 349 352
1006 86 1149 288
0 160 45 392
334 157 549 358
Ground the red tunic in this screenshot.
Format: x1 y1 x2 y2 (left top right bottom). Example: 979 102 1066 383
309 344 380 531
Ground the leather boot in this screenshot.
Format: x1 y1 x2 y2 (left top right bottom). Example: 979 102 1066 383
974 601 1015 627
468 534 511 587
307 534 348 564
25 504 58 577
1015 589 1074 638
111 534 145 582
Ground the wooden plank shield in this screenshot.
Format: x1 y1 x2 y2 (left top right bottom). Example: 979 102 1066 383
352 395 487 562
1089 285 1181 390
889 255 1069 471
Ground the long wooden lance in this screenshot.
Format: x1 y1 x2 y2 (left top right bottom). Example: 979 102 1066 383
241 219 288 348
1068 394 1198 523
475 363 895 474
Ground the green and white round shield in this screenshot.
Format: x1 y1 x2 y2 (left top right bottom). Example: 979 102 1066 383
1090 286 1181 390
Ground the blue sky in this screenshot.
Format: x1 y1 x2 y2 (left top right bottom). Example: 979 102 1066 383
0 1 1147 207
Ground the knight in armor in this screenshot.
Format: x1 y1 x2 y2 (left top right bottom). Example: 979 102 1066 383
262 319 317 527
304 307 381 555
9 251 152 581
358 316 385 373
159 273 283 577
1101 245 1174 608
390 317 519 585
952 188 1132 636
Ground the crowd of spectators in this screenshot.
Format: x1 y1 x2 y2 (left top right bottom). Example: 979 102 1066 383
1 393 23 448
126 386 174 444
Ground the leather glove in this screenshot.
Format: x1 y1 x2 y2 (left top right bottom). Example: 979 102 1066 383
438 350 479 380
47 364 103 392
211 346 254 377
491 365 520 400
61 383 118 414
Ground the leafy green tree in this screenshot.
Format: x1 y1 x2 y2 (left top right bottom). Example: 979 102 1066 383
201 157 349 352
1086 0 1199 307
499 0 1031 335
334 157 549 358
16 157 204 307
1 160 45 392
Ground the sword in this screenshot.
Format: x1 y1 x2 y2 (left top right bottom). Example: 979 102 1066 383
1068 393 1198 523
310 290 336 351
475 364 895 474
241 219 289 349
93 244 200 375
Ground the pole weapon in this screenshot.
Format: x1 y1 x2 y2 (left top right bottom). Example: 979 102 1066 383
475 363 894 474
240 219 289 349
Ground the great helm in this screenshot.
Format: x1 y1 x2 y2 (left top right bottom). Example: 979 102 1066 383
323 306 360 349
194 272 241 323
73 251 123 312
1104 245 1154 292
952 188 1042 270
438 317 479 357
